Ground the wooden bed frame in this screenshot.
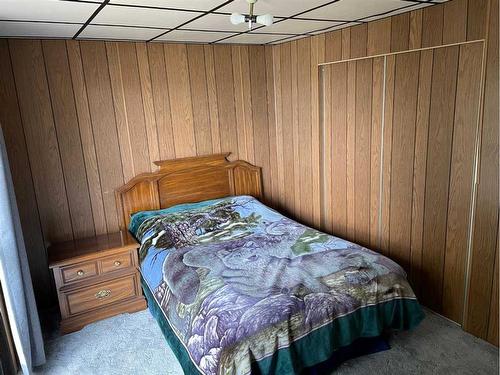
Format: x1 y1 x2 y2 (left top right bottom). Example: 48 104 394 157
115 153 263 231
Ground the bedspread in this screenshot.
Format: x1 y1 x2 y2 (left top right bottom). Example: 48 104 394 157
130 195 423 375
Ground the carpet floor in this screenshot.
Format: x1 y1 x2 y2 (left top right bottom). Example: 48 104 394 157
36 308 498 375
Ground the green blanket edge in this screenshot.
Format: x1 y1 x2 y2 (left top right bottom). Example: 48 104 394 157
141 276 424 375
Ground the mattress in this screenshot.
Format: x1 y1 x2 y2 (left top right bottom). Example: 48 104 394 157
130 195 424 375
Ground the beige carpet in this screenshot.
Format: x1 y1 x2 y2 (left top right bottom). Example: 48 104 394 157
36 308 498 374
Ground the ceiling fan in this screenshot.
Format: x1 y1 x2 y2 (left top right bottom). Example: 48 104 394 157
230 0 274 30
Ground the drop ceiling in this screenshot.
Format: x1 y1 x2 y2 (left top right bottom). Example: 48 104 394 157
0 0 448 45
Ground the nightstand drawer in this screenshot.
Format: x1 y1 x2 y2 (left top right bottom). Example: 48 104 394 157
65 274 137 316
61 261 98 284
99 251 133 274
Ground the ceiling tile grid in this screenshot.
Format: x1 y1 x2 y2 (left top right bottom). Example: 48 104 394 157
0 20 81 38
0 0 99 23
111 0 224 11
0 0 448 44
81 24 165 40
301 0 413 21
156 29 234 43
248 19 343 35
92 5 196 29
180 13 250 33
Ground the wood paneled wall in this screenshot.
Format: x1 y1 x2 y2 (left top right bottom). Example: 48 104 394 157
267 0 498 345
0 39 274 308
0 0 496 345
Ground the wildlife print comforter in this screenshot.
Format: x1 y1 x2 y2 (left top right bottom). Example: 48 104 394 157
130 196 423 375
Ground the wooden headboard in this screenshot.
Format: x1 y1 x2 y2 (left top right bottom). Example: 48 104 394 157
115 153 263 231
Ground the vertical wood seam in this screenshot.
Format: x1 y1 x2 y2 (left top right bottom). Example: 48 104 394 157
368 61 373 246
462 45 485 322
161 45 177 157
41 41 75 240
440 45 462 314
344 64 348 236
185 45 199 156
229 46 240 158
103 42 126 185
377 56 387 250
235 47 247 159
66 41 98 236
421 48 435 297
200 47 213 157
146 45 162 166
6 40 48 247
409 51 422 281
462 0 493 326
134 43 153 167
319 65 325 228
386 58 397 257
272 46 285 204
266 47 276 205
116 44 135 178
78 41 109 233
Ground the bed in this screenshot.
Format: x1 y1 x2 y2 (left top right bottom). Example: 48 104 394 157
115 154 424 375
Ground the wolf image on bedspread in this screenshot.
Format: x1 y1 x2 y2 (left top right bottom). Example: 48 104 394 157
159 222 410 374
163 234 395 304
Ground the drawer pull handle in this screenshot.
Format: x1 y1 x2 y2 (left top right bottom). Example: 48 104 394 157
114 261 121 267
76 270 85 276
95 290 111 299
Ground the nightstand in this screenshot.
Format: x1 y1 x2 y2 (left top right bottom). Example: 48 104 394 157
48 231 147 334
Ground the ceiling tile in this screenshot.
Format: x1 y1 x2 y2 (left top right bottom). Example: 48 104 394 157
181 13 249 32
256 19 341 34
309 21 359 34
0 0 450 43
221 32 292 44
269 34 308 44
156 29 234 42
361 3 431 22
218 0 331 18
109 0 225 11
0 20 80 37
300 0 410 21
0 0 99 23
79 24 164 40
93 5 196 28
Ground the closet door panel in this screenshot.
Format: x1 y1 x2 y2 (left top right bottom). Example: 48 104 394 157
329 63 348 238
442 42 483 323
421 45 459 311
354 59 372 247
320 42 484 324
409 49 433 297
322 58 382 248
388 51 420 272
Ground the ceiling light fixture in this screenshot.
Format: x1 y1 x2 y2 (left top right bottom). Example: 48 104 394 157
230 0 274 30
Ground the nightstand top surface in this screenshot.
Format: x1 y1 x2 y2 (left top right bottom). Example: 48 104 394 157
48 231 139 268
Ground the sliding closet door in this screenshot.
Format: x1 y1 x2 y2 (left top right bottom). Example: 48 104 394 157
321 57 384 251
423 43 482 319
320 41 483 324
